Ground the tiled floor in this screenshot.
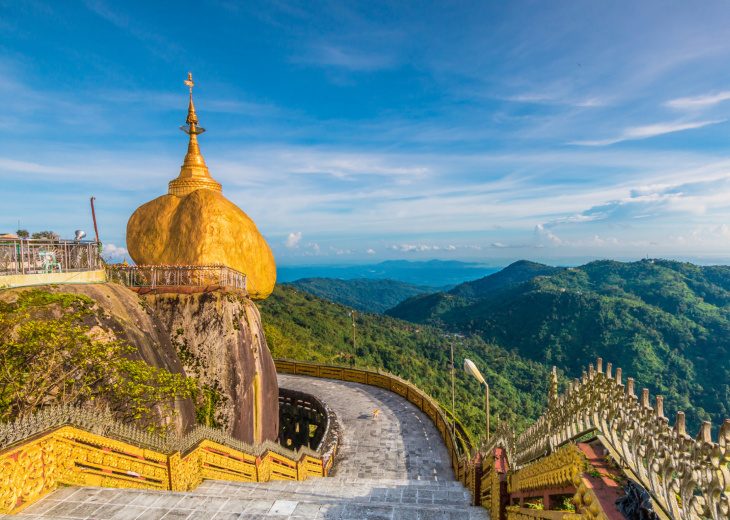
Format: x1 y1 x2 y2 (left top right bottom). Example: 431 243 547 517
3 375 489 520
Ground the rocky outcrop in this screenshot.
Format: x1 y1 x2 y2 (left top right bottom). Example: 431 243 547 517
126 189 277 299
0 283 197 435
146 290 279 444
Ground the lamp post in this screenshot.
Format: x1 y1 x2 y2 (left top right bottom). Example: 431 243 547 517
348 310 358 365
447 342 456 437
464 359 489 442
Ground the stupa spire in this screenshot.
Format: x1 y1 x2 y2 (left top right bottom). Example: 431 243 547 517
168 72 222 197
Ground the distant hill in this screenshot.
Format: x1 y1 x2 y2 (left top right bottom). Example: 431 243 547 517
387 259 559 322
448 260 563 299
277 260 500 286
258 284 556 437
388 259 730 432
284 277 453 314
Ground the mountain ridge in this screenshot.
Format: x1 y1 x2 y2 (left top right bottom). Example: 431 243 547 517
387 258 730 430
283 277 454 314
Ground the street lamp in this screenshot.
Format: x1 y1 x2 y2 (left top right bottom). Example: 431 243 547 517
348 310 358 365
464 359 489 441
447 342 456 437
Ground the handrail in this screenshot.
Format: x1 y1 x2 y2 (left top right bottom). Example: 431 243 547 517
272 358 474 480
106 264 253 295
0 397 337 514
480 358 730 520
1 238 103 276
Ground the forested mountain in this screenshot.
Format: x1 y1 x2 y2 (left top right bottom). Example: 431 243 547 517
258 284 556 438
284 277 452 314
387 259 730 430
448 260 563 299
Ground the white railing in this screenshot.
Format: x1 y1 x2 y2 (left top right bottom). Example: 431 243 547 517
0 238 103 276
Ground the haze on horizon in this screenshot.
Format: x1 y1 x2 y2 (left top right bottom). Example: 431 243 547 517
2 1 730 267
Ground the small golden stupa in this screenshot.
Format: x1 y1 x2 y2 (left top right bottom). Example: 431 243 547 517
126 73 276 299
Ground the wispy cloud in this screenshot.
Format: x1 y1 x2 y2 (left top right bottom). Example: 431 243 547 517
570 120 725 146
667 91 730 110
302 45 396 72
82 0 180 59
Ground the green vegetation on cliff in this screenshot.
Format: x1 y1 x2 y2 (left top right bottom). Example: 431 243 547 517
259 284 558 439
0 289 195 433
284 277 452 314
387 259 730 431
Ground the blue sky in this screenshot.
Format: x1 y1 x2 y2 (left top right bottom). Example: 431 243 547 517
3 1 730 266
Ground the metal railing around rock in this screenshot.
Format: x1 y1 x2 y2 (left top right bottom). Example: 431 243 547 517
0 397 337 515
105 264 256 296
0 238 103 276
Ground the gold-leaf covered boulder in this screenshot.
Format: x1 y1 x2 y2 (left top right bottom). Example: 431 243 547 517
126 73 276 299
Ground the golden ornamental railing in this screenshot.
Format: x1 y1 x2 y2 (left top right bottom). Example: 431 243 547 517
272 359 474 482
0 404 337 515
479 358 730 520
275 357 730 520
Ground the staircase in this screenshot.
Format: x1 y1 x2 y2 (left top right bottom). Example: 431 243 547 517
4 375 489 519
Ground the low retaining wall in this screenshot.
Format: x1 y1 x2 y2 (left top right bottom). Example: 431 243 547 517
0 269 106 288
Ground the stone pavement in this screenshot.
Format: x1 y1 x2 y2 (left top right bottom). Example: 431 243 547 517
4 374 489 520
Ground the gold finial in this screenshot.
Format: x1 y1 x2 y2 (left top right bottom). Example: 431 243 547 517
168 72 222 197
182 72 200 130
185 72 194 96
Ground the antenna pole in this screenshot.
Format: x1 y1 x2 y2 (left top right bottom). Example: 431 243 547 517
90 197 100 242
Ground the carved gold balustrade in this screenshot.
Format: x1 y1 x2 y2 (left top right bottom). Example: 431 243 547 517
5 356 725 520
274 357 730 520
0 408 336 515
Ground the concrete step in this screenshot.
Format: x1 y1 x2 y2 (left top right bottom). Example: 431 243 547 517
6 481 490 520
196 478 475 507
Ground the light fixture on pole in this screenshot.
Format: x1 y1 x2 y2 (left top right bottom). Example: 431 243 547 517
348 310 358 366
464 358 489 441
447 342 455 437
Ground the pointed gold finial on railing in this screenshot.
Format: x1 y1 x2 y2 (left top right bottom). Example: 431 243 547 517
168 72 222 197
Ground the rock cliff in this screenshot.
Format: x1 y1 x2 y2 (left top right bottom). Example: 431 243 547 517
145 290 279 444
0 283 197 435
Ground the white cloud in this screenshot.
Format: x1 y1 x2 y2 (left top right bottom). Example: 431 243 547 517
534 224 563 247
667 92 730 110
677 224 730 246
328 246 352 255
366 248 376 254
570 120 724 146
491 242 508 248
284 232 302 249
397 244 433 252
444 245 456 251
102 243 128 261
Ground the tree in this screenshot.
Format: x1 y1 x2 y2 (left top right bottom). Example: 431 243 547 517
0 290 195 434
15 229 29 238
31 231 59 239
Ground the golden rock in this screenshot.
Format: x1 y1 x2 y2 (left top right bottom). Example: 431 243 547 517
126 73 276 299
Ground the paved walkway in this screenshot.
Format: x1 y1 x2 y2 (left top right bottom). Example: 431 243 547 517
5 375 488 520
